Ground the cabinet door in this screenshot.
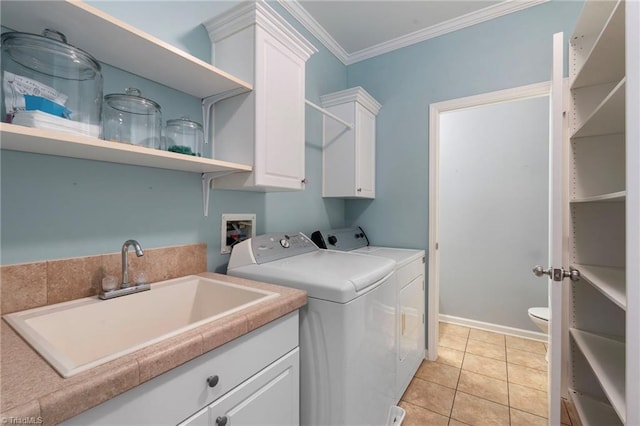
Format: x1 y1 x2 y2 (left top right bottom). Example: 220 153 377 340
397 276 425 397
355 105 376 198
253 29 306 190
208 348 299 426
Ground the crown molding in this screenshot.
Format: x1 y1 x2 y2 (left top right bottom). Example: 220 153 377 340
277 0 349 64
278 0 549 66
205 1 317 61
320 86 382 114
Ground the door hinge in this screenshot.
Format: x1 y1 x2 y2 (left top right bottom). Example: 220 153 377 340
435 242 439 250
422 313 425 324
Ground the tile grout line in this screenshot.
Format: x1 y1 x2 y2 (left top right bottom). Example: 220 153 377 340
505 335 511 425
448 330 468 422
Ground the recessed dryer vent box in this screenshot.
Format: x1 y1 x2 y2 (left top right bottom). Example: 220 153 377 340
221 214 256 254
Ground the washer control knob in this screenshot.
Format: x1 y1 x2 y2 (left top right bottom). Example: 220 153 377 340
327 235 338 245
280 239 290 248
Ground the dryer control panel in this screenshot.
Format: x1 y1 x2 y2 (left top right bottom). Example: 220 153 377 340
311 227 370 251
251 232 317 264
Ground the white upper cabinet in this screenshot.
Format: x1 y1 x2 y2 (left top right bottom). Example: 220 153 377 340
320 87 381 198
204 2 317 191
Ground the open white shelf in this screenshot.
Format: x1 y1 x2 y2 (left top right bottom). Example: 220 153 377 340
569 389 623 426
570 0 625 89
0 123 252 174
0 0 252 99
570 328 626 423
572 78 626 138
574 264 626 310
571 191 626 203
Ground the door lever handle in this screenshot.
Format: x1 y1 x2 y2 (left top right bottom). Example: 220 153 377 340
533 265 581 282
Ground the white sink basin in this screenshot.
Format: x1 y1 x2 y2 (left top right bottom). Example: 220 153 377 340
3 275 278 377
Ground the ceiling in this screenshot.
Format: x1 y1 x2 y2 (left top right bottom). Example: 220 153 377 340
278 0 547 64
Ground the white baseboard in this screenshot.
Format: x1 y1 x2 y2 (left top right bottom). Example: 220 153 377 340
439 314 548 342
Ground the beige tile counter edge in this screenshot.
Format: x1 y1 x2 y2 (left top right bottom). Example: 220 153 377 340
0 272 307 425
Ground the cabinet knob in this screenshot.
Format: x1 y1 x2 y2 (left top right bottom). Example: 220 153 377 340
301 178 308 184
216 416 228 426
206 375 219 388
357 188 362 192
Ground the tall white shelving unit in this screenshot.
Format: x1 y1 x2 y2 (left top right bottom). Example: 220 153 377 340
565 0 639 424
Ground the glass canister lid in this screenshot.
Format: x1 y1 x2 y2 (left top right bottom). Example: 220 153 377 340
165 116 203 130
104 88 161 115
1 29 101 80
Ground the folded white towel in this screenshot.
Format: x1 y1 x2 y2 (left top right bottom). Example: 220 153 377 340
12 110 100 138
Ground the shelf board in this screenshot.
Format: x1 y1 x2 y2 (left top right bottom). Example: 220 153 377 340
571 191 626 203
572 78 626 138
569 389 623 426
574 264 626 310
0 123 253 174
570 328 626 423
0 0 252 99
571 0 625 89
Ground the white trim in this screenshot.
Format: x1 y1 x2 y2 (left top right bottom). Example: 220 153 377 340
625 1 640 424
440 314 548 342
276 0 349 64
428 80 551 363
279 0 548 65
430 80 551 113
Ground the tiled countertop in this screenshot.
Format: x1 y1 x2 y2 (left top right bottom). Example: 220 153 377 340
0 272 306 426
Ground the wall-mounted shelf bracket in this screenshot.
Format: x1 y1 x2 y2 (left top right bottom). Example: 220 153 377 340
202 171 238 217
305 99 353 129
202 87 252 147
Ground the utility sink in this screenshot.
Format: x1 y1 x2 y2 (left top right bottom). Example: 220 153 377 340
3 275 278 378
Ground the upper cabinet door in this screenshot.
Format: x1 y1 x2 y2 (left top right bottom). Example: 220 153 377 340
253 29 307 190
355 105 376 198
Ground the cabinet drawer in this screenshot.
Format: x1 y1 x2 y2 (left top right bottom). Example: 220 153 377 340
63 311 299 425
396 255 425 288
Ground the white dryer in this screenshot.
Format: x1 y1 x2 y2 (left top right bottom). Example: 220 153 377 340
311 227 426 400
227 232 404 426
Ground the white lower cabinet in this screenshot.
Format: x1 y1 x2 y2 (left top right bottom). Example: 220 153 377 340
62 312 299 426
181 349 299 426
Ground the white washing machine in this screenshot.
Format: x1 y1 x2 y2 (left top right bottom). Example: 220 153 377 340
227 232 404 426
311 227 426 400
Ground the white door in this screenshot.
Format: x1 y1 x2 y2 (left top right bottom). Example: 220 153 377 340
538 32 568 426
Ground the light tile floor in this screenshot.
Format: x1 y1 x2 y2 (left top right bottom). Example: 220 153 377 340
400 322 577 426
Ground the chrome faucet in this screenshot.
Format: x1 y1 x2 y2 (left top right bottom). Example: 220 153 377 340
99 240 150 300
122 239 144 288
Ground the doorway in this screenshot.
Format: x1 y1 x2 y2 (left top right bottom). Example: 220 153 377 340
427 82 551 360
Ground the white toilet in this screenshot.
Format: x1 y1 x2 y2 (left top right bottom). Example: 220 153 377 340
528 307 549 333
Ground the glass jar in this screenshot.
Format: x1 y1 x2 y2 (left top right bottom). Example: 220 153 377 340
1 29 103 137
163 117 204 157
103 88 161 149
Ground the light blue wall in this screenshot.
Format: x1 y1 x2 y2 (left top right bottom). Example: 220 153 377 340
345 0 582 250
0 2 347 271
